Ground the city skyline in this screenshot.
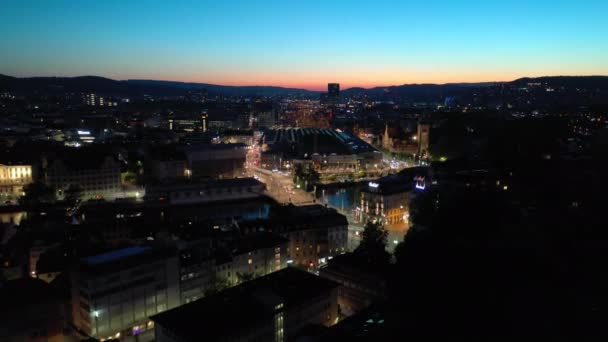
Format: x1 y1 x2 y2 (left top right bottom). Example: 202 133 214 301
2 0 608 90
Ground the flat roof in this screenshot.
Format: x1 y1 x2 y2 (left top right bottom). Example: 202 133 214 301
146 177 264 191
152 268 339 341
82 246 152 266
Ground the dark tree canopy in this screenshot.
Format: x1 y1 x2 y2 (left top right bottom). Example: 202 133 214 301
354 220 390 267
64 185 83 205
389 186 578 338
19 182 56 206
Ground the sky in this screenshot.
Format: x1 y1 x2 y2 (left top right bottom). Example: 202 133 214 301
1 0 607 90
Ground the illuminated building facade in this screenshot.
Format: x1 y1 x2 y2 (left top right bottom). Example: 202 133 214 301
45 153 121 199
201 113 208 132
214 233 288 288
239 205 348 269
357 167 431 225
0 163 33 198
311 154 360 174
382 122 430 157
359 179 411 225
70 246 180 341
85 93 118 107
263 128 382 177
181 143 247 178
166 115 200 133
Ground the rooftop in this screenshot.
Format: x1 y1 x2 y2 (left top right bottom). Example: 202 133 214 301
233 232 289 255
82 246 152 266
0 277 57 309
79 246 175 275
146 177 264 191
265 128 376 157
150 145 187 161
47 146 117 171
152 268 339 341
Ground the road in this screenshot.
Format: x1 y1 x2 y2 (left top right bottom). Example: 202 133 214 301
249 166 315 205
248 165 409 253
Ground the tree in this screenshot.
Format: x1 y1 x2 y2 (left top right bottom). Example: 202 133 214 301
19 182 56 206
204 277 231 297
236 272 255 284
65 185 83 205
293 164 320 190
354 220 390 266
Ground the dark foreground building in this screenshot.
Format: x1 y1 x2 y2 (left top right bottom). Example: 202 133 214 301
0 278 65 342
152 267 339 342
319 253 388 316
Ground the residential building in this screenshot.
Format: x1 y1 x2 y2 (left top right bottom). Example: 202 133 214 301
45 150 121 199
214 232 288 287
176 239 216 305
239 205 348 269
152 268 340 342
319 253 388 316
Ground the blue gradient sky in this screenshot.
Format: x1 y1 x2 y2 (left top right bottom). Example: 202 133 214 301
1 0 607 90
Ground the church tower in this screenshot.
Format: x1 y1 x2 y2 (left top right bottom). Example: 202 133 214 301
382 124 392 150
417 122 430 157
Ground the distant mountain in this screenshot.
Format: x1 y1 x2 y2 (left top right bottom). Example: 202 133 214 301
0 75 185 97
341 77 608 101
444 82 497 87
1 74 607 100
511 76 608 89
127 79 318 96
0 75 319 97
341 83 473 101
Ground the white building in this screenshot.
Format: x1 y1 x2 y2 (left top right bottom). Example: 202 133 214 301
0 163 33 198
70 246 180 342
